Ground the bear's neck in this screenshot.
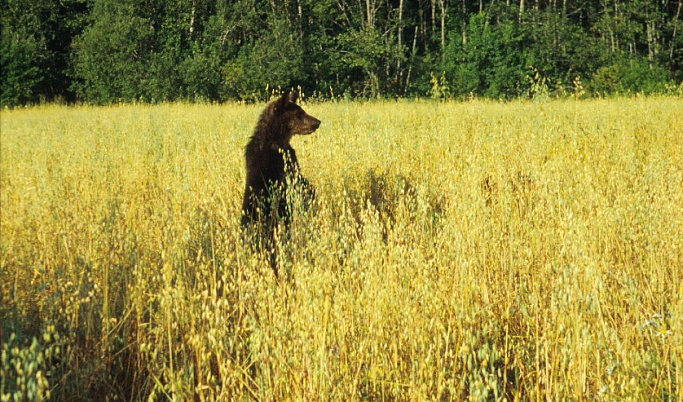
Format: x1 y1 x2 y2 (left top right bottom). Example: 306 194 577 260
256 124 292 145
251 130 291 149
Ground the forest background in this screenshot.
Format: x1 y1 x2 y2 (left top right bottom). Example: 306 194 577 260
2 0 682 106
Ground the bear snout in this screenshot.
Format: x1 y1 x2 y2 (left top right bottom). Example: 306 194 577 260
300 117 321 134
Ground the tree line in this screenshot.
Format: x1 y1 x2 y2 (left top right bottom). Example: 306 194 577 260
2 0 681 106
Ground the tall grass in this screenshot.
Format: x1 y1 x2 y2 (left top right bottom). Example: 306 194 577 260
1 98 681 400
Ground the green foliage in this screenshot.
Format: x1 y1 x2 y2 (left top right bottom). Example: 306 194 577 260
0 35 43 106
589 56 670 95
2 0 682 105
180 48 224 102
523 12 604 93
428 72 450 99
223 20 307 102
1 3 46 106
146 36 185 102
336 28 389 98
443 13 529 98
71 1 154 103
527 66 550 100
1 0 88 106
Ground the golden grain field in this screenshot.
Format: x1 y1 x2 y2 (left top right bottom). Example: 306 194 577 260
1 97 682 401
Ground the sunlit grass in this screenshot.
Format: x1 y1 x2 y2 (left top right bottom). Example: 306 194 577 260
1 97 681 400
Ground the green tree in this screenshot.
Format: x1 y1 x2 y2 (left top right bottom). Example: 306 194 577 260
4 0 682 105
1 0 87 106
1 31 44 106
222 16 307 101
71 0 154 103
443 11 530 98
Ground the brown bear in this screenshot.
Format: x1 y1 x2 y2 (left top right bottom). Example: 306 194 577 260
241 92 321 276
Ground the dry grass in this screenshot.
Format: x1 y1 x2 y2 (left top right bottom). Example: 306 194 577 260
1 97 681 401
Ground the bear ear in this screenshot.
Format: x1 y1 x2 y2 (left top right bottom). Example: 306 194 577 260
287 91 298 104
273 92 290 115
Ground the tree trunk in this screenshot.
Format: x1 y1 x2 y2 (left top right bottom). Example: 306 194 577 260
431 0 436 38
462 0 467 45
647 20 654 61
439 0 447 59
189 0 197 34
397 0 404 77
671 1 681 61
405 26 419 93
519 0 524 22
366 0 375 30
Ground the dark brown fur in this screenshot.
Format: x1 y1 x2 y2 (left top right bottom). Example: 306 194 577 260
241 92 321 276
